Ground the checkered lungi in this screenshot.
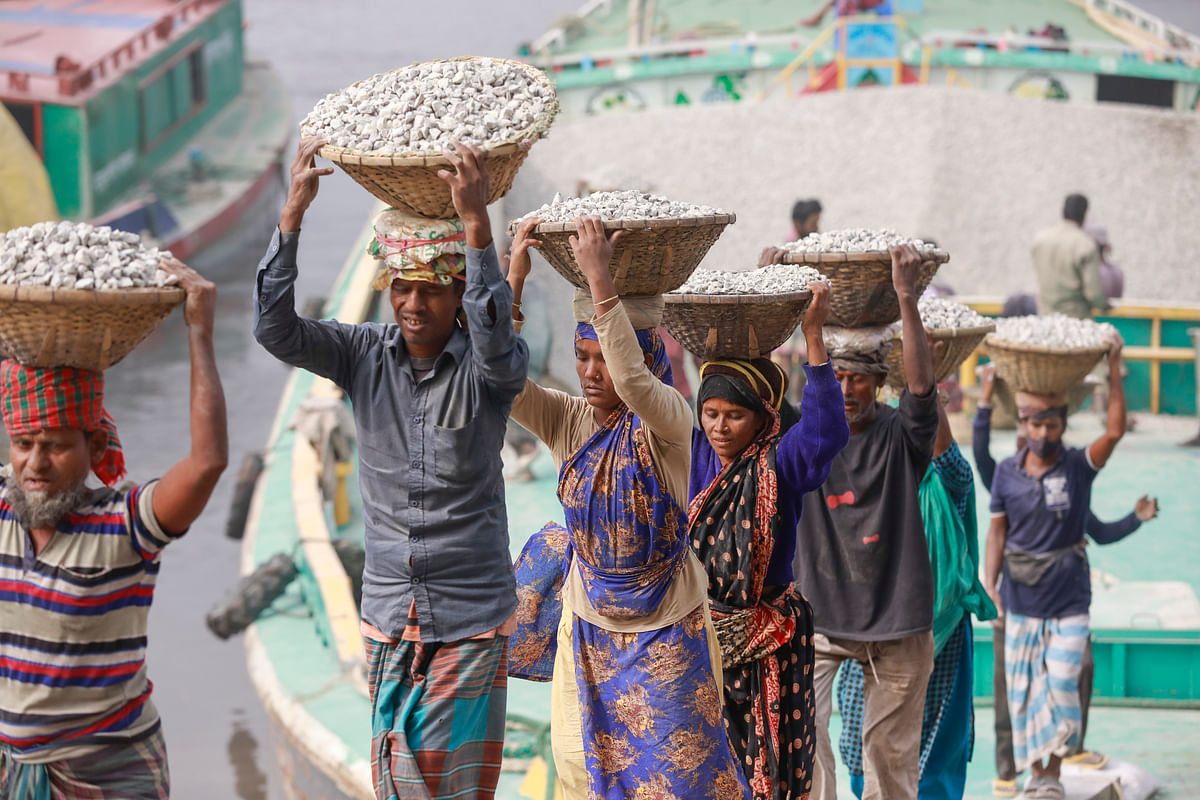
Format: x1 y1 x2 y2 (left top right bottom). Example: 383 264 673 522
365 636 508 800
1005 612 1087 772
0 727 169 799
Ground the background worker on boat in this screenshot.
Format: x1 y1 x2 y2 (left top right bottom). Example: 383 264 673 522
1032 194 1108 320
985 338 1132 800
504 218 751 800
0 261 228 798
973 363 1158 797
792 246 939 800
686 280 848 800
254 138 529 800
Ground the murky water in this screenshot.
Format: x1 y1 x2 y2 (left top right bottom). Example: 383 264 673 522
98 2 580 796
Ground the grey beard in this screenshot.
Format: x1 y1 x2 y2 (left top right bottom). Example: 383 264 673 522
3 480 90 531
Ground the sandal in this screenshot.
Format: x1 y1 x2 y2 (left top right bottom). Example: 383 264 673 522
1064 749 1109 769
993 778 1019 797
1021 775 1065 799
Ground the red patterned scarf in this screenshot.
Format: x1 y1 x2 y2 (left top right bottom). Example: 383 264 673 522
0 359 126 486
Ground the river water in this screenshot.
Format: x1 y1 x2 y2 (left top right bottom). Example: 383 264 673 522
98 2 579 796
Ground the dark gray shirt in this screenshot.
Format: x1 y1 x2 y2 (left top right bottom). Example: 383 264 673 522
794 390 939 641
253 229 528 642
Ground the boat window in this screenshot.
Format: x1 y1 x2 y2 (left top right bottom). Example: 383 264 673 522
137 42 207 153
2 102 40 157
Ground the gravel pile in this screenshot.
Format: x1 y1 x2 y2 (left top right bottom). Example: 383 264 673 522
517 190 726 223
0 222 176 290
992 314 1117 349
673 264 826 295
780 228 936 254
301 58 556 154
918 296 992 330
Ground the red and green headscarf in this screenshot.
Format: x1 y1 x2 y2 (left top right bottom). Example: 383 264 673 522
1 359 125 486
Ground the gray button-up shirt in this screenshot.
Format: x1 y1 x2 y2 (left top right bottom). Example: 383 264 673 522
253 229 528 642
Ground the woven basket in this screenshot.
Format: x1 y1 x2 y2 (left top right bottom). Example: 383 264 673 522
983 335 1109 395
310 57 559 219
662 289 812 360
516 214 736 296
885 322 995 389
780 249 949 327
0 285 184 370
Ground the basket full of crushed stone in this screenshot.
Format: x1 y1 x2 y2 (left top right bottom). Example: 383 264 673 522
985 314 1117 395
302 56 559 219
885 297 995 389
778 229 948 328
662 265 823 360
511 191 735 295
0 222 183 370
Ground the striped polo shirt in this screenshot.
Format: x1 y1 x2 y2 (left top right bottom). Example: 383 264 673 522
0 468 175 763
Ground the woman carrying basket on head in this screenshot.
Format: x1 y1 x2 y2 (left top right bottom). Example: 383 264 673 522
504 216 751 800
687 280 849 800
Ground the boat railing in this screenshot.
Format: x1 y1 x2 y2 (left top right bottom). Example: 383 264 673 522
2 0 221 102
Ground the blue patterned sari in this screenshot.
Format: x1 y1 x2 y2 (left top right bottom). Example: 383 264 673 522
511 324 749 800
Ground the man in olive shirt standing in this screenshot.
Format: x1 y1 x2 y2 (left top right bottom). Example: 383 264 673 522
254 138 528 800
1032 193 1108 319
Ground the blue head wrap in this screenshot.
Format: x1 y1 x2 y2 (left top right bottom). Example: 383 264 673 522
575 322 674 386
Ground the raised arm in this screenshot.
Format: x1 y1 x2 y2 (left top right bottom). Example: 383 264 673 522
573 216 691 443
254 138 373 389
1087 495 1156 544
891 244 935 398
151 261 228 535
973 364 997 491
439 141 528 400
776 281 849 491
1087 336 1126 469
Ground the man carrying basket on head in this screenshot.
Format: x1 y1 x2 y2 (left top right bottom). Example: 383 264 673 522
0 261 228 798
254 138 529 800
984 337 1129 800
792 245 939 800
686 278 849 800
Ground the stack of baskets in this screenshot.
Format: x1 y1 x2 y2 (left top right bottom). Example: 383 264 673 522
306 56 559 220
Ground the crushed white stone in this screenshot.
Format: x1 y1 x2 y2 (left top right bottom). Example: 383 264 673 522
992 314 1118 349
917 296 992 330
301 58 556 154
518 190 727 223
780 228 937 254
0 222 176 290
672 264 827 295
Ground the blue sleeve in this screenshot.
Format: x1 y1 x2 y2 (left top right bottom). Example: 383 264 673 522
462 244 529 401
988 460 1010 515
775 362 850 494
932 441 974 521
252 228 377 391
1086 510 1141 544
973 405 996 492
